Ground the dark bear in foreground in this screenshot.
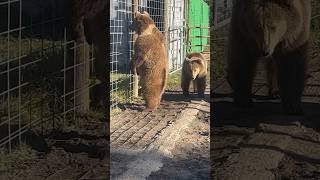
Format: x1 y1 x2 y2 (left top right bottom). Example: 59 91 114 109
181 52 207 98
130 11 168 112
227 0 311 115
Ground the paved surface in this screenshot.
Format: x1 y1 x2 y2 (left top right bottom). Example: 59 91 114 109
111 87 210 179
212 56 320 179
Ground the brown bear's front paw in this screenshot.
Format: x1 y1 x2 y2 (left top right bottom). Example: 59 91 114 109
143 107 156 112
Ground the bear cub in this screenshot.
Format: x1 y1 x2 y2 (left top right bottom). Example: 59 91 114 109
181 52 207 98
129 11 168 112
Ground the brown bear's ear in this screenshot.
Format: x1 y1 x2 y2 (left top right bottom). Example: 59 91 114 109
142 11 150 17
185 57 191 62
134 11 141 18
194 58 205 66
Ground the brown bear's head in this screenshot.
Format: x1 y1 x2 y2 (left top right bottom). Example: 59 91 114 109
242 1 290 57
184 57 205 80
130 11 155 35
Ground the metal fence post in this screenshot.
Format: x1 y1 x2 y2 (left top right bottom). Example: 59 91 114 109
187 0 191 53
132 0 139 98
164 0 169 50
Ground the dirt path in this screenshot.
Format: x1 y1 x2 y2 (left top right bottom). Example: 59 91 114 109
0 117 108 180
111 77 210 179
212 57 320 179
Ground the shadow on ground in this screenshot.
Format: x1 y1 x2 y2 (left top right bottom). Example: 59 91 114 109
118 90 210 112
111 148 210 180
213 93 320 130
212 92 320 179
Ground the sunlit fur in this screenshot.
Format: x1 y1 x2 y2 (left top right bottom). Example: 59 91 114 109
130 11 168 111
181 53 207 98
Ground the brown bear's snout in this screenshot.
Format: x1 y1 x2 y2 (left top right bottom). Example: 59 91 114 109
261 42 271 57
193 75 197 80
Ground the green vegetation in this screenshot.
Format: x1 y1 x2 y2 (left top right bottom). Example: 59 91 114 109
167 70 182 90
0 36 63 62
0 144 37 175
110 73 132 104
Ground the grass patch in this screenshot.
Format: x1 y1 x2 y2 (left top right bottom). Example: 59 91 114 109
0 35 63 62
0 144 37 175
110 73 132 104
110 106 122 116
167 70 182 90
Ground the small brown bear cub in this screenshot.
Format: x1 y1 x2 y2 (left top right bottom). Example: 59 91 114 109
181 52 207 98
129 11 168 112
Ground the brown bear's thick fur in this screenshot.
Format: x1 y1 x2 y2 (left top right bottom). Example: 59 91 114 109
130 11 168 111
181 52 207 98
227 0 311 115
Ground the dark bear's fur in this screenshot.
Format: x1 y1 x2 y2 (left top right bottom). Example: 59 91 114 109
130 11 168 111
181 52 207 98
265 57 279 98
67 0 107 111
227 0 311 115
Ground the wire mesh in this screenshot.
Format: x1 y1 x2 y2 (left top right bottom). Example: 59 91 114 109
0 0 103 152
213 0 232 30
168 0 185 74
110 0 134 111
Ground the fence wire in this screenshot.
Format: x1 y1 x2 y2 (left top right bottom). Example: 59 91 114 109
0 0 103 152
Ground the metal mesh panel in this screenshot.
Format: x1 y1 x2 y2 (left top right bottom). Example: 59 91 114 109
110 0 134 110
213 0 232 29
0 0 103 152
168 0 185 74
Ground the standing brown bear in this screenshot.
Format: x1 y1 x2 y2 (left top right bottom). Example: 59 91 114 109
130 11 168 112
227 0 311 115
181 52 207 98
